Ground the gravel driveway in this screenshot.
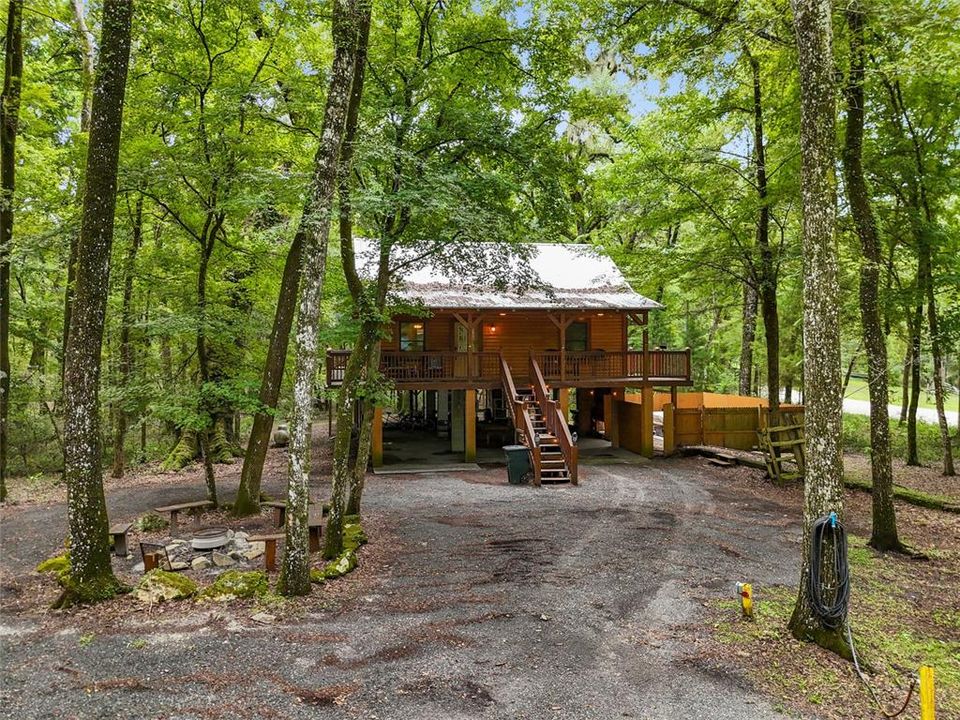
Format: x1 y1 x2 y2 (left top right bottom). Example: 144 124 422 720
1 458 806 719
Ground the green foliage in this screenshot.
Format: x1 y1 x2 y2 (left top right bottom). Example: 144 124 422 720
36 554 71 580
311 517 366 583
136 513 169 533
843 413 946 466
200 570 270 600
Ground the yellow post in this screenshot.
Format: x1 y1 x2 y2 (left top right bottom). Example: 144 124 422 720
371 406 383 468
559 388 570 424
465 389 476 462
640 386 654 458
737 582 753 619
920 665 936 720
663 402 676 456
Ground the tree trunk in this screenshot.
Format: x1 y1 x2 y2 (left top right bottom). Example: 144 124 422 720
919 242 955 475
840 4 901 551
0 0 24 502
322 0 374 560
234 235 302 516
335 14 375 522
899 340 910 424
277 0 363 596
746 47 780 410
348 336 380 516
787 0 850 657
111 192 143 478
197 429 218 508
906 301 922 465
739 282 758 396
59 0 133 606
61 0 97 388
325 321 378 558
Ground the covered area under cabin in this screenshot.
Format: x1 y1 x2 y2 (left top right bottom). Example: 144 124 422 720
325 243 693 479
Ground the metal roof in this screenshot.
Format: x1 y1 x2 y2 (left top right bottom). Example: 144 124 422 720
357 241 662 311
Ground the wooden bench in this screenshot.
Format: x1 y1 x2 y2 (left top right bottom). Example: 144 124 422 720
262 500 288 527
263 499 319 528
308 512 323 553
109 522 132 557
248 533 285 572
154 500 214 536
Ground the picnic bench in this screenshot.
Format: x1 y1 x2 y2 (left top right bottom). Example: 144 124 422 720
154 500 213 536
248 533 284 572
263 499 321 528
109 522 132 557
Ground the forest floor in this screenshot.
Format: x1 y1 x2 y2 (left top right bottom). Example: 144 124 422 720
1 440 957 719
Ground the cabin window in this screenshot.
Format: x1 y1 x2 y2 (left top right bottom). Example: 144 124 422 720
566 321 588 352
399 321 425 351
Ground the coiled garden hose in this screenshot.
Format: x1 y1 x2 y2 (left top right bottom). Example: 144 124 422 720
807 512 849 630
807 512 916 718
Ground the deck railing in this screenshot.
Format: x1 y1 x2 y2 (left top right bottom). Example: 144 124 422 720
326 350 501 387
531 348 691 384
326 348 691 387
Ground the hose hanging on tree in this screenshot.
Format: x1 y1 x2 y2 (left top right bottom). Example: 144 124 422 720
807 512 916 718
807 512 849 630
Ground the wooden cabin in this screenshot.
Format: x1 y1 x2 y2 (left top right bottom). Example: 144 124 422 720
325 243 692 483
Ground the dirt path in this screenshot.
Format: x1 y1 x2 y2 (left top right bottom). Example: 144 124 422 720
1 458 805 719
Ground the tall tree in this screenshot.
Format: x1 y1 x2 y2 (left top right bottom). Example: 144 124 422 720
60 0 134 605
62 0 98 385
840 3 901 551
1 0 24 501
787 0 849 656
234 236 301 515
277 0 368 596
744 44 780 409
111 192 144 478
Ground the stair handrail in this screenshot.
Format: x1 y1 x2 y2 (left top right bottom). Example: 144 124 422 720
529 354 578 485
501 354 541 483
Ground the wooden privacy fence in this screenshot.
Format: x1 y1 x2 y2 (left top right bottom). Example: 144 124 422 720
666 401 805 452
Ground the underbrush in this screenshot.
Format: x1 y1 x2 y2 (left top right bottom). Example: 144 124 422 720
843 413 950 466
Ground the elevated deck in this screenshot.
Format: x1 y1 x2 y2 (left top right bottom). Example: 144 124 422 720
325 348 691 389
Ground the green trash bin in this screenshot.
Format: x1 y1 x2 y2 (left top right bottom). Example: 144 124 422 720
503 445 532 485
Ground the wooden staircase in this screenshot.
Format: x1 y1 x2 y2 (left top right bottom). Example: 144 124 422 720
515 387 572 483
500 353 578 486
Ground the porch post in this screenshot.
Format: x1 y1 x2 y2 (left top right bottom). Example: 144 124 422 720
642 310 650 381
604 392 619 448
640 386 654 458
559 387 570 424
372 406 384 468
465 389 477 462
560 312 567 382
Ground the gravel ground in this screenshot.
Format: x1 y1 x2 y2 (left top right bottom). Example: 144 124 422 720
0 457 807 720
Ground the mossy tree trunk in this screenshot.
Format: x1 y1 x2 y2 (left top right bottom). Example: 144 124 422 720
325 6 375 554
197 429 218 508
60 0 133 606
111 191 143 479
348 339 380 516
325 324 378 558
235 235 302 516
0 0 24 502
277 0 364 596
840 4 902 551
787 0 850 657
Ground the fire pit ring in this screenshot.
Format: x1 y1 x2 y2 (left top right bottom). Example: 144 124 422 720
191 527 230 551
